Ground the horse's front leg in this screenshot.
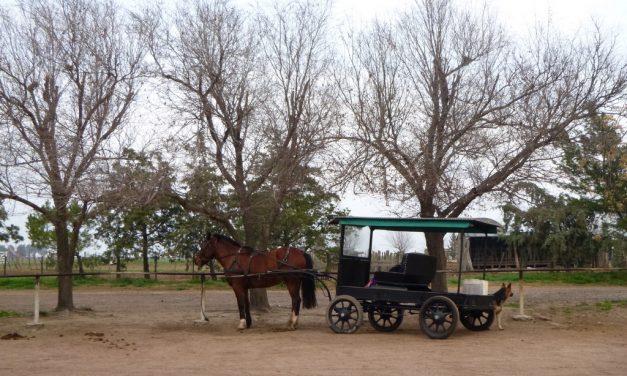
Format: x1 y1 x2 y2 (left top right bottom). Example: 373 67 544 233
234 288 247 330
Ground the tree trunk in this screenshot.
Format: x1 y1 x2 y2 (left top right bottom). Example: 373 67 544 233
425 232 448 292
76 252 85 276
243 219 271 312
249 289 270 312
141 223 150 279
209 260 217 281
461 235 473 272
115 252 122 279
597 250 609 268
54 218 74 311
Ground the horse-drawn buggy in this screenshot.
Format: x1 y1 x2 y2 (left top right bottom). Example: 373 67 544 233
194 216 508 339
325 216 504 339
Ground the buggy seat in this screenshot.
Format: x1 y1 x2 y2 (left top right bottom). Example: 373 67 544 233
373 253 436 291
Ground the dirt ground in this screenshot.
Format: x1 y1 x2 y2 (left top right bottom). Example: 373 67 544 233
1 284 627 376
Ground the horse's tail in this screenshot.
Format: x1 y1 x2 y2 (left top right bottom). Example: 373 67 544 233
301 252 317 309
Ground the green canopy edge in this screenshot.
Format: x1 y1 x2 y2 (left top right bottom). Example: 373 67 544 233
330 216 501 234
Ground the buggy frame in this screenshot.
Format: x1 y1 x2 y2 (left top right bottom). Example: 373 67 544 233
326 216 501 339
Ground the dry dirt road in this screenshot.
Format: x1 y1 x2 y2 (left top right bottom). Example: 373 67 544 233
1 284 627 376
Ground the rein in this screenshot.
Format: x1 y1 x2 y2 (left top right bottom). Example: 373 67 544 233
215 247 246 271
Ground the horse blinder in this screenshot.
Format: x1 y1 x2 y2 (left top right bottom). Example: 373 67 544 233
194 238 213 267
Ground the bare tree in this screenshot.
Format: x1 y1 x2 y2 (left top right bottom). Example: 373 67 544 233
255 0 337 247
138 0 335 309
334 0 627 291
388 231 414 256
0 0 146 310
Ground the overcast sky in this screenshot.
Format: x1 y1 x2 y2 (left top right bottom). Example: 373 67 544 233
3 0 626 250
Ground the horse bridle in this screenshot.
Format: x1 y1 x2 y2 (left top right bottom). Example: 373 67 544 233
197 236 252 272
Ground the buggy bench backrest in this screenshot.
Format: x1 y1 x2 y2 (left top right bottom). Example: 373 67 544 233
337 256 371 287
402 253 437 285
372 253 437 290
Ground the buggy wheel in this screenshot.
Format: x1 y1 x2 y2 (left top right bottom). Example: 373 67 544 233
368 303 404 332
326 295 363 334
460 309 494 331
419 296 459 339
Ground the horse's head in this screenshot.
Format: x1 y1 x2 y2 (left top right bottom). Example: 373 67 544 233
194 233 216 268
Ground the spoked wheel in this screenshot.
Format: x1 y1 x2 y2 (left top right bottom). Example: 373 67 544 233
368 303 404 332
326 295 363 334
419 296 459 339
461 309 495 331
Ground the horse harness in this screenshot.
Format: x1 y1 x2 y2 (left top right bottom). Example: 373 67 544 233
220 246 297 277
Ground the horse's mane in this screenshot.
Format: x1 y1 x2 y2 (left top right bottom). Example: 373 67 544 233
212 233 256 253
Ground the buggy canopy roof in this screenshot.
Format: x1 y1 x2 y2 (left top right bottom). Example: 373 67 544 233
330 216 501 234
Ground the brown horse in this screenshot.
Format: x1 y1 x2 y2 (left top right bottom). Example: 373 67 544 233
194 233 317 330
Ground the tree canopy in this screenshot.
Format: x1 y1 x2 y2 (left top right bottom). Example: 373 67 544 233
0 201 22 244
501 115 627 268
332 0 627 290
561 115 627 231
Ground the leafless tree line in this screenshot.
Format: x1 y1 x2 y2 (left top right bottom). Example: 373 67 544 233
1 0 626 310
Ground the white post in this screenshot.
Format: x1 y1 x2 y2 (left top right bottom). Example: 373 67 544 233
518 274 525 316
513 270 532 321
200 285 208 321
194 274 209 324
28 275 43 327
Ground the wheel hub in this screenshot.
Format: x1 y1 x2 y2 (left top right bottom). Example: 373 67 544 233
338 308 351 321
431 308 447 324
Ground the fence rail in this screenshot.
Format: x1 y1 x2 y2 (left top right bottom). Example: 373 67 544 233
2 267 626 327
2 266 627 279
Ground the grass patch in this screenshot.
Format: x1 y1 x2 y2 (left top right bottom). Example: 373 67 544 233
595 300 627 311
452 271 627 286
596 301 613 311
80 276 205 290
0 310 19 318
0 277 58 289
0 275 229 290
